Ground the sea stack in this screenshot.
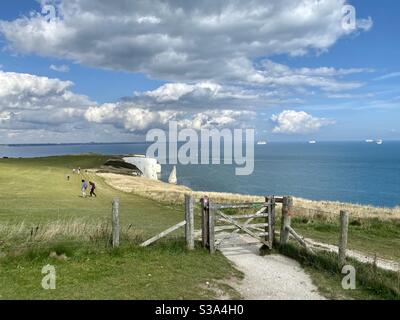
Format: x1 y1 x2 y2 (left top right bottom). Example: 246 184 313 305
168 166 177 184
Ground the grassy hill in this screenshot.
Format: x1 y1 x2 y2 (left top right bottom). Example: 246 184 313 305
1 155 398 300
0 155 182 229
0 155 240 300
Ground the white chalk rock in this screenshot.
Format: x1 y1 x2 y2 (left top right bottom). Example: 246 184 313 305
168 166 177 184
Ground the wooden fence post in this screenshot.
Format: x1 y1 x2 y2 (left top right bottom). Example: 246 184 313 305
200 197 209 248
265 196 276 249
265 196 270 246
112 198 120 248
280 196 293 245
185 194 195 250
208 202 216 254
269 196 276 248
338 210 349 267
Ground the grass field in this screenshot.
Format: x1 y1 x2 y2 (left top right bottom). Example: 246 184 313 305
0 155 240 300
0 155 183 230
1 154 399 300
0 241 241 300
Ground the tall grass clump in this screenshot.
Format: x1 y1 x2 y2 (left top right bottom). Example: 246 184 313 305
279 243 400 300
0 218 144 253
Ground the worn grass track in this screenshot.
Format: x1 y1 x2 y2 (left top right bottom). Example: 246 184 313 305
0 155 241 300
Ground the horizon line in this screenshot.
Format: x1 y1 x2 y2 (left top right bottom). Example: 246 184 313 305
1 139 399 146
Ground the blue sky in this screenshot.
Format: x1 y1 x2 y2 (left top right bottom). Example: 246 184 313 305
0 0 399 143
0 1 164 103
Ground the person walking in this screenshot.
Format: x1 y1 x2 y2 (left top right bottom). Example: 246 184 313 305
89 181 97 197
81 179 88 198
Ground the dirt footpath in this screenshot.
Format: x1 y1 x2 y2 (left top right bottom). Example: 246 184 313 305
305 237 400 272
218 234 326 300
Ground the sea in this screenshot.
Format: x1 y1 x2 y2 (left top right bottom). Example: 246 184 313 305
1 141 399 208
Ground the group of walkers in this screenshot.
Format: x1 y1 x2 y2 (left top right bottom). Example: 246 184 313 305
81 180 97 198
67 167 98 198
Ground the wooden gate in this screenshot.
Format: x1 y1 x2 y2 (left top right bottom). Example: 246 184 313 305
200 196 278 253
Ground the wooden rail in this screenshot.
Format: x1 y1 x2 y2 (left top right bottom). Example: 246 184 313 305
215 223 268 232
135 194 195 248
140 221 187 247
217 213 270 219
287 226 314 254
212 203 266 210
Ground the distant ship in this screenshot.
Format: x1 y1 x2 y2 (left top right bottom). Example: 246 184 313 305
365 139 374 143
376 139 383 145
308 140 317 144
257 141 267 145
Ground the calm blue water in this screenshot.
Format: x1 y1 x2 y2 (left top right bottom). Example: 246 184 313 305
1 142 399 207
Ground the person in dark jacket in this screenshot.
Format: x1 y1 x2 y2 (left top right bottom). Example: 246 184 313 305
89 181 97 197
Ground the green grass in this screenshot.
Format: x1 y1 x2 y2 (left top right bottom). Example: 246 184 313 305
0 155 184 237
278 244 400 300
290 216 400 261
1 155 399 300
0 240 241 300
0 155 241 300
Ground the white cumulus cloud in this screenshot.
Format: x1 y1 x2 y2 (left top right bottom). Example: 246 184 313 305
50 64 70 72
0 71 93 131
0 0 372 84
85 102 255 133
271 110 335 134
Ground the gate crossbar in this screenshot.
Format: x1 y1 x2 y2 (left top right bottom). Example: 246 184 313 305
216 211 271 248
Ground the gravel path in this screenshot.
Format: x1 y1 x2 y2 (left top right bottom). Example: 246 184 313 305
217 233 326 300
304 237 400 272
